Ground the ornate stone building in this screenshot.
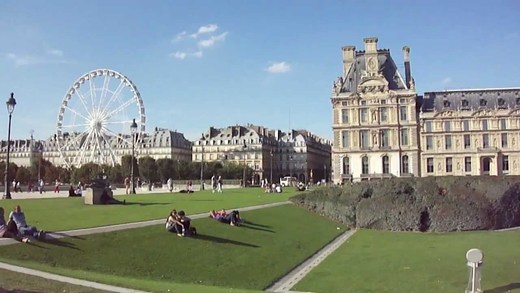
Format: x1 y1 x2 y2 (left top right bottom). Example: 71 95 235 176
420 88 520 176
331 37 420 183
0 128 192 168
193 124 331 184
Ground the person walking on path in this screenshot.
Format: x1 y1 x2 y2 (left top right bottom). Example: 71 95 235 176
124 177 130 194
54 179 60 193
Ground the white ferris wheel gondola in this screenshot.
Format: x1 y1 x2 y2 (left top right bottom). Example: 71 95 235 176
56 69 146 168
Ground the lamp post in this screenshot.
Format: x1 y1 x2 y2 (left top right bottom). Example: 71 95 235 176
289 155 293 178
200 133 205 191
3 93 16 199
130 118 137 194
269 150 273 185
242 141 247 187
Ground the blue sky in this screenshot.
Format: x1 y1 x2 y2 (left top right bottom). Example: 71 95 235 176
0 0 519 141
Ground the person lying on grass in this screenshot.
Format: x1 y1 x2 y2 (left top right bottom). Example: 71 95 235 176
165 209 179 233
0 207 30 243
9 205 46 240
173 210 197 237
210 209 242 226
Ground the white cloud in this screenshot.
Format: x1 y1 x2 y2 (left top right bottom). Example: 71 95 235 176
198 32 228 48
172 31 187 42
441 77 452 84
170 51 203 60
190 24 219 38
266 61 291 74
46 48 63 57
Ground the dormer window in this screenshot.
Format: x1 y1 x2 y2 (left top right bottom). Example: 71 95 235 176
479 99 487 107
461 99 469 108
443 100 450 107
516 97 520 105
497 98 506 108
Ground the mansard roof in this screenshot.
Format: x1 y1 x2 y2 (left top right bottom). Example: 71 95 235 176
342 49 407 92
422 88 520 112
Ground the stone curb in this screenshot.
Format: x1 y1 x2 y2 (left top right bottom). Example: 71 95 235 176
265 229 358 292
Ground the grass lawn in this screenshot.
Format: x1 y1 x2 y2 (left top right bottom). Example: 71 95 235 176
294 229 520 293
0 188 295 231
0 268 111 293
0 205 346 292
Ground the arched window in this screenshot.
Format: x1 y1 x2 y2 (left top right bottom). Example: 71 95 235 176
479 99 487 107
361 156 369 174
342 157 350 175
461 99 469 107
382 155 390 174
402 155 409 174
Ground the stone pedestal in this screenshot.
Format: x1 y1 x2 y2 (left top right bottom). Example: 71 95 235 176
84 187 105 205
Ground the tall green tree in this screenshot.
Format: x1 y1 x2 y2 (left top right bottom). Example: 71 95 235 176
15 166 31 184
121 155 139 178
71 162 101 185
138 156 158 187
157 158 175 183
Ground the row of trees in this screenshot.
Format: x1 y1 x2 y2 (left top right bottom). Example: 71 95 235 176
2 156 253 186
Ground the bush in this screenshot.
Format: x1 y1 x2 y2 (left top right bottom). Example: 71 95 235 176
290 176 520 232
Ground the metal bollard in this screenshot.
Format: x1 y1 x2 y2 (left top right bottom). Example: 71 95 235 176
465 248 484 293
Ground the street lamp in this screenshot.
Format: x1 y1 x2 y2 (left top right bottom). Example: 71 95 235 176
269 150 273 185
289 155 293 178
3 93 16 199
242 141 247 188
130 118 138 194
200 133 205 191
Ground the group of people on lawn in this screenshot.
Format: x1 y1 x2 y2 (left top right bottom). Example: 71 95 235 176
0 205 46 243
164 208 242 237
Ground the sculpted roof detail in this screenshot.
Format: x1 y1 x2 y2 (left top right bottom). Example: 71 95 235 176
422 88 520 112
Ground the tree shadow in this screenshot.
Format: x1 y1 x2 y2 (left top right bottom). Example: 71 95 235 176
0 287 41 293
122 202 171 206
45 232 85 240
484 282 520 293
242 220 272 228
193 234 259 248
39 238 80 251
239 224 274 233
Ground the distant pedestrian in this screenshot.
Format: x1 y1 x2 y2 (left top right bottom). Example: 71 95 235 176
167 178 174 192
38 179 44 194
54 179 60 193
217 176 223 193
124 177 130 194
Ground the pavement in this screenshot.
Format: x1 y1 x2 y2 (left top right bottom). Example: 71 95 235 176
0 188 350 293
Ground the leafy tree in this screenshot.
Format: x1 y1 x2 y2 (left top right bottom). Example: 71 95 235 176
0 162 18 185
157 158 175 183
105 164 123 184
15 166 31 184
71 162 101 185
139 156 159 187
121 155 139 178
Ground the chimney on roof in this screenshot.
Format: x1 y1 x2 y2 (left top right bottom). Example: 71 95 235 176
403 46 412 89
341 46 356 77
363 37 378 53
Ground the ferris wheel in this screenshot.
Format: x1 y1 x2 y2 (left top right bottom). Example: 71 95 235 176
56 69 146 168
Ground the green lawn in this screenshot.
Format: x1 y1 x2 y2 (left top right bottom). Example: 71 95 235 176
0 205 346 292
294 229 520 293
0 188 295 231
0 268 112 293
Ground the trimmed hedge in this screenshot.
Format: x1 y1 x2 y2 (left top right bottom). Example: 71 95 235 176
290 176 520 232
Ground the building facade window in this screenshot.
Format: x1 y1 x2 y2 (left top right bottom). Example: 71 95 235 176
482 134 490 148
380 129 390 148
341 109 349 124
446 157 453 173
400 128 408 146
400 106 407 121
465 157 472 172
503 155 509 172
342 130 350 148
445 135 452 150
463 120 470 131
342 157 350 175
380 108 388 122
482 120 488 131
361 156 369 174
444 121 451 132
382 155 390 174
425 121 432 132
464 134 471 149
500 119 507 130
426 158 434 173
360 130 369 149
426 136 433 150
360 108 368 123
501 133 508 148
401 155 409 174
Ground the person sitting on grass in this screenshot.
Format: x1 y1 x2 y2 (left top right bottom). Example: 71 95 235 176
174 210 196 237
0 207 30 243
210 209 241 226
8 205 45 240
165 209 180 233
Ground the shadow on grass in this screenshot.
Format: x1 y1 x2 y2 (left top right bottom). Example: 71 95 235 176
38 238 80 251
242 220 272 228
484 282 520 293
194 234 260 248
122 202 171 206
240 224 274 233
46 232 85 240
0 287 40 293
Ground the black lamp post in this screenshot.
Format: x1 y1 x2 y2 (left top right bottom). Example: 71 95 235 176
269 150 273 185
242 141 247 187
3 93 16 199
130 118 137 194
289 155 293 178
200 133 205 191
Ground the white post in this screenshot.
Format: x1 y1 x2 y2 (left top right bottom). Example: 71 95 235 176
465 248 483 293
